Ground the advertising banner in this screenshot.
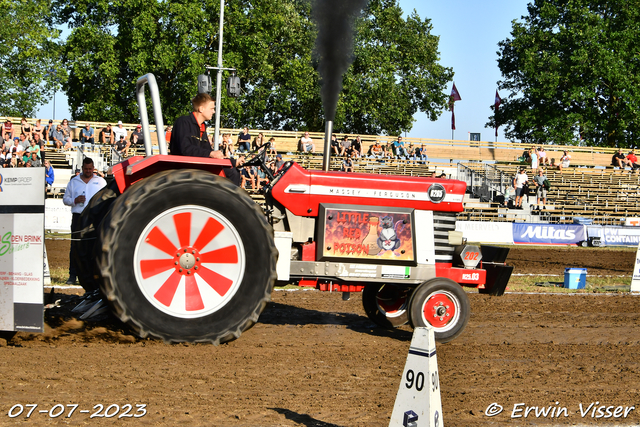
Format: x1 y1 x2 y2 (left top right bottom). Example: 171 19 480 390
625 218 640 227
597 226 640 247
317 204 415 265
0 168 45 333
455 221 514 244
44 198 72 233
512 223 586 245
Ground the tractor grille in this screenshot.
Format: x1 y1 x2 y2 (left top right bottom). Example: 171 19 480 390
433 212 457 262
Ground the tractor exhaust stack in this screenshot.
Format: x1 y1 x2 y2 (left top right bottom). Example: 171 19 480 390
322 120 333 172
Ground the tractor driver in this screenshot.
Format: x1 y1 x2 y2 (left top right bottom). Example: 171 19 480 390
170 93 244 185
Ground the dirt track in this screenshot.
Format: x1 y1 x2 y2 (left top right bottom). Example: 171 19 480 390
0 241 639 426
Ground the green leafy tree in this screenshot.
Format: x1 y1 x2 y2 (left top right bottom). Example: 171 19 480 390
0 0 62 117
490 0 640 147
56 0 452 134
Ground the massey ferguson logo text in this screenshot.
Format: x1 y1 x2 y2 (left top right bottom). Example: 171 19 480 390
521 226 576 240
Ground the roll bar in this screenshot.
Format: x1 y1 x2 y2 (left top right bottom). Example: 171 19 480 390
136 74 167 156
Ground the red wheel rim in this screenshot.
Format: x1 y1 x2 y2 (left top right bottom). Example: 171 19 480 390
422 291 459 329
134 206 245 318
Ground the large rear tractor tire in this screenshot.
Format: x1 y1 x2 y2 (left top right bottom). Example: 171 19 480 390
362 284 409 328
97 169 277 344
74 182 119 292
408 278 470 343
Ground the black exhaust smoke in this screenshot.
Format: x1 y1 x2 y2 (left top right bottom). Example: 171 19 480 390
312 0 369 122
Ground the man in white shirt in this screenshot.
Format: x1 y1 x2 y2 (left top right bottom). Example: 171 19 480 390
62 157 107 285
299 131 315 153
513 168 528 209
112 120 128 144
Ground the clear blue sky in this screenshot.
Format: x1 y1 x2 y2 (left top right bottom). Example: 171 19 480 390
401 0 530 142
37 0 530 143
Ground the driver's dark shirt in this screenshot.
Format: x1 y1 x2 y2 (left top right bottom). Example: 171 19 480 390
170 113 212 157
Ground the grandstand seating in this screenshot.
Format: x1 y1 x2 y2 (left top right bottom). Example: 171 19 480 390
6 116 637 224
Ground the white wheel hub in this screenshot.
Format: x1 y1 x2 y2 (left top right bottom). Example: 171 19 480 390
134 205 245 318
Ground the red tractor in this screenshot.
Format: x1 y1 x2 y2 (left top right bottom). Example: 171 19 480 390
75 75 512 344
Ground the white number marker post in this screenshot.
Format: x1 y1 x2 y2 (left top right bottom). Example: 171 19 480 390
631 241 640 293
389 326 443 427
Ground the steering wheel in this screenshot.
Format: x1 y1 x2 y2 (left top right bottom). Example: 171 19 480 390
240 142 273 181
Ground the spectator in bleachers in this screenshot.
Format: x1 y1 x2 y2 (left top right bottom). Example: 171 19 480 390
558 150 571 172
538 146 550 166
626 150 640 171
533 168 548 208
252 132 265 151
299 131 315 153
513 167 528 209
241 166 257 190
220 133 234 158
612 149 631 168
33 119 44 139
530 146 538 171
6 151 20 168
60 119 73 145
11 136 24 154
130 124 144 147
51 124 67 149
383 141 394 158
275 153 285 170
113 132 130 157
393 136 408 158
0 147 7 167
26 152 42 168
27 138 41 160
267 136 277 157
351 136 363 157
81 123 95 144
368 141 383 158
44 160 54 188
413 143 428 164
237 127 251 152
45 119 55 144
342 154 354 172
164 125 172 146
3 120 13 140
100 124 113 145
20 118 32 139
113 121 128 143
339 136 351 156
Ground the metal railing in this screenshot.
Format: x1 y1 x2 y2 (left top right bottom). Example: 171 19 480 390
457 162 512 203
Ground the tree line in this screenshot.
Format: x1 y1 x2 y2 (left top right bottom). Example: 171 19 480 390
3 0 640 146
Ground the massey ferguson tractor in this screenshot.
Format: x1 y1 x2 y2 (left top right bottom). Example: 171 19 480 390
74 74 512 345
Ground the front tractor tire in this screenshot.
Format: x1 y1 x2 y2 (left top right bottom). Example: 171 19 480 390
408 278 470 343
97 169 277 344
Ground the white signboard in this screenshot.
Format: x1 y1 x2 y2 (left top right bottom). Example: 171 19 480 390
0 168 45 332
45 198 72 233
455 221 514 244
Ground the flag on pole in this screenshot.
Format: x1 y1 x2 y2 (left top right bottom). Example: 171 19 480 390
494 90 502 137
450 83 461 130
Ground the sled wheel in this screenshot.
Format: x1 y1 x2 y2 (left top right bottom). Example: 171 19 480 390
362 284 409 328
408 278 470 343
97 169 277 344
74 182 119 292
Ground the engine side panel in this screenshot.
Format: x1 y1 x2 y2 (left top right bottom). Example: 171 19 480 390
271 163 465 217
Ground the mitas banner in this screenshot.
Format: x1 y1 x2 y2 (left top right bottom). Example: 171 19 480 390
513 223 586 245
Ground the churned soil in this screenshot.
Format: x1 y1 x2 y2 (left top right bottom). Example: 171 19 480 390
0 240 638 426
